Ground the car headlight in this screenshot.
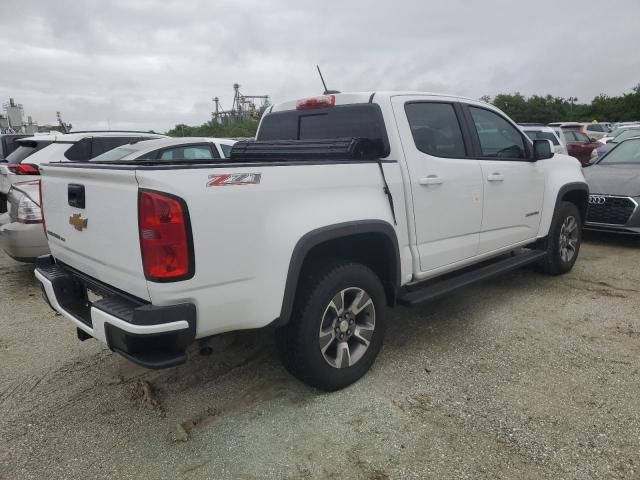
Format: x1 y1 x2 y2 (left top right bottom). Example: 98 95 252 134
17 195 42 224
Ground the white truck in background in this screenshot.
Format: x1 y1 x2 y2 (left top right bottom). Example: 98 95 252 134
35 92 588 390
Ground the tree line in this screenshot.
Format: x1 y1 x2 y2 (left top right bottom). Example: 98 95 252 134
166 84 640 136
482 84 640 124
166 119 258 138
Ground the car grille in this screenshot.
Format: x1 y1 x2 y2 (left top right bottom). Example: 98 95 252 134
587 196 636 225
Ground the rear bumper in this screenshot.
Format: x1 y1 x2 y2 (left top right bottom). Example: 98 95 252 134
35 257 196 369
0 221 49 262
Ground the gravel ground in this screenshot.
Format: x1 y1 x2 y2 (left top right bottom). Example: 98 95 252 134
1 233 639 479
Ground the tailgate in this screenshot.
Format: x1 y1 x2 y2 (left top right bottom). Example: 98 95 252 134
40 164 150 301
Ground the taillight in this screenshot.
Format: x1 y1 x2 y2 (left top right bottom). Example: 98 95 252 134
138 190 193 282
296 95 335 110
39 179 47 237
8 164 40 175
16 195 42 224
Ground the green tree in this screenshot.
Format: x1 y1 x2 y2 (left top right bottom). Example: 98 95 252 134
166 119 258 138
489 85 640 123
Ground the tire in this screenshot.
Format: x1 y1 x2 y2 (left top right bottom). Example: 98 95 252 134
276 261 387 391
541 201 582 275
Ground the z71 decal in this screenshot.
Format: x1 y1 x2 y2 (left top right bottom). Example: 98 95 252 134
207 173 262 187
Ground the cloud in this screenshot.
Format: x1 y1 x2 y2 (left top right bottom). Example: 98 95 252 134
1 0 639 131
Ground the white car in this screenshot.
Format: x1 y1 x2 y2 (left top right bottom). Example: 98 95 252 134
0 131 165 208
0 181 46 261
579 122 611 141
0 137 234 262
89 137 237 162
35 91 588 390
519 124 568 155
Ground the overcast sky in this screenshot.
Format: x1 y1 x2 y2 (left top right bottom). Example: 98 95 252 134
2 0 639 132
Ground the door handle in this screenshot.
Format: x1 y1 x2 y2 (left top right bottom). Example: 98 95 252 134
419 175 443 186
487 173 504 182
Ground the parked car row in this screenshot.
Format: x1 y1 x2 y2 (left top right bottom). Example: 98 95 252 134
0 134 236 261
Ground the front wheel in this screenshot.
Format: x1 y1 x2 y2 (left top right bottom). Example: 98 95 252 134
276 261 387 391
541 201 582 275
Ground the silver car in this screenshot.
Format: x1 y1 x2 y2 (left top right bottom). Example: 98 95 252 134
583 137 640 235
0 181 48 261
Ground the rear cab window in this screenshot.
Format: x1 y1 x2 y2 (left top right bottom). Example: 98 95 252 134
257 103 390 157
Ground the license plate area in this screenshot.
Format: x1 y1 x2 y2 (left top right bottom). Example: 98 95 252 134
86 288 104 305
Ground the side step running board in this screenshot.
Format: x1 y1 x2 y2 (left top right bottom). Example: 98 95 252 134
397 250 547 306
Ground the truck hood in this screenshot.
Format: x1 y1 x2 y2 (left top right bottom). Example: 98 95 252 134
583 164 640 196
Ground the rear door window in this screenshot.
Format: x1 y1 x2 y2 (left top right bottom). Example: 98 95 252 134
404 102 467 157
469 107 526 159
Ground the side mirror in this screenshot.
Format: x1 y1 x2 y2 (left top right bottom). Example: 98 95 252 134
532 139 553 161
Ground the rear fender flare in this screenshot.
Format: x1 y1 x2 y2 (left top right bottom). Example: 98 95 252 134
276 220 400 326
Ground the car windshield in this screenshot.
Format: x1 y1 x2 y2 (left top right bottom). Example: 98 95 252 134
91 146 140 162
524 130 560 145
565 130 591 143
610 126 640 138
599 138 640 165
612 129 640 143
5 141 53 164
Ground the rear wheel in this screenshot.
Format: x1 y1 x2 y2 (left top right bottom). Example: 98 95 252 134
541 201 582 275
276 261 387 391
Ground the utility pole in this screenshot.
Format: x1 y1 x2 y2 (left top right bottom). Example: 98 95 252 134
568 97 578 117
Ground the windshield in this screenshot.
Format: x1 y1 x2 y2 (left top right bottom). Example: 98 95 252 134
612 129 640 143
564 130 591 143
524 130 560 145
6 142 53 164
610 126 640 138
5 141 53 164
257 104 390 156
599 138 640 165
91 146 140 162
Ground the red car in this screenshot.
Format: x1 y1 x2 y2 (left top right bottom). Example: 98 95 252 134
560 128 600 166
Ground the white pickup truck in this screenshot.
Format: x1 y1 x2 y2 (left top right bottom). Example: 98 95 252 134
35 92 588 390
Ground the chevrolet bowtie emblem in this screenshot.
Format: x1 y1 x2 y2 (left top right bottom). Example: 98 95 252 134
69 213 88 231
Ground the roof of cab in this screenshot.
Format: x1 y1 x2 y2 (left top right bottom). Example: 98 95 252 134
270 91 489 113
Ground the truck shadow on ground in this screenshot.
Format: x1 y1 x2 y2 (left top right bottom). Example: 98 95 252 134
118 269 539 430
